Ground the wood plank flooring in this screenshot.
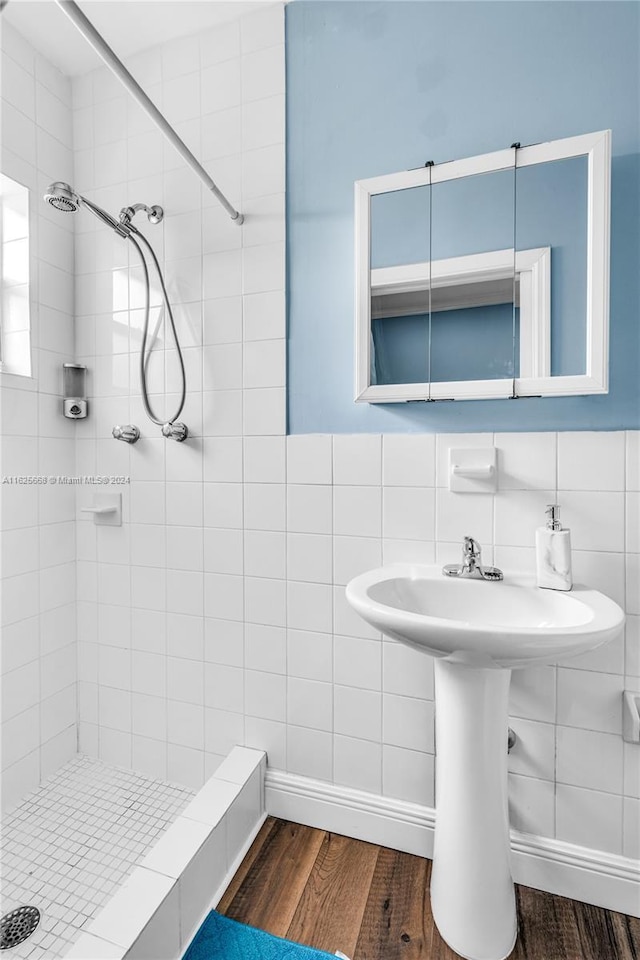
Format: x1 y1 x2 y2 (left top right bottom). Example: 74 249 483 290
218 818 640 960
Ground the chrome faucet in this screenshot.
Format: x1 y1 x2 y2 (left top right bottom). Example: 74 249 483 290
443 536 503 581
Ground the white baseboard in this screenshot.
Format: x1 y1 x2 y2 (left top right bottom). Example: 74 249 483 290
265 769 640 918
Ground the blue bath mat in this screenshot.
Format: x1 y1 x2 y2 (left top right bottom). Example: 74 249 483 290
183 911 346 960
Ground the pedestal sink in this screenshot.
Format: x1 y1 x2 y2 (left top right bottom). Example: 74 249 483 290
346 564 624 960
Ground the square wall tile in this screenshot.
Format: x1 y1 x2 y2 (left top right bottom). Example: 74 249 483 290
383 694 434 754
334 685 381 742
383 487 435 541
287 629 332 683
625 615 640 678
287 726 332 781
623 797 640 860
509 666 556 723
556 725 623 794
244 436 286 483
288 485 332 535
333 536 382 586
560 492 624 552
558 432 625 491
556 668 623 734
382 434 435 487
334 635 381 691
383 745 434 806
288 581 332 634
243 387 286 436
382 641 434 700
245 577 286 627
244 669 286 722
287 434 332 485
204 573 244 622
334 486 381 538
334 734 381 795
494 490 555 548
495 432 556 491
508 774 555 837
556 784 622 854
244 530 285 580
435 490 493 545
626 493 640 553
626 432 640 491
287 677 332 731
244 623 287 674
287 533 332 584
333 435 381 485
244 483 286 532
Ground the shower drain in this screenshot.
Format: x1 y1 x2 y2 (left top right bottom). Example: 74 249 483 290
0 906 41 950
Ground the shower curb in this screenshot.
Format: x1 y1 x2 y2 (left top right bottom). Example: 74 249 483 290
64 747 266 960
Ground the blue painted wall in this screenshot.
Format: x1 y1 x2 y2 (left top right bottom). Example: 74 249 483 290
286 1 640 433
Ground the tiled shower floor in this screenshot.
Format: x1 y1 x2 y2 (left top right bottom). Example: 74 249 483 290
0 755 195 959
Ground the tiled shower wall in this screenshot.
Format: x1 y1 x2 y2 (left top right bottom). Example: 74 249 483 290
1 23 77 811
72 5 287 787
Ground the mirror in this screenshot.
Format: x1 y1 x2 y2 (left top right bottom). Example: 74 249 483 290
355 130 611 402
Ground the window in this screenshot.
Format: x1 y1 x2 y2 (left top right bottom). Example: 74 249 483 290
1 173 31 376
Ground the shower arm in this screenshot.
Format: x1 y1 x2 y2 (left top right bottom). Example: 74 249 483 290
54 0 244 226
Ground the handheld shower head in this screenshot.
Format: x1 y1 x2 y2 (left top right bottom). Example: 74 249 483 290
44 182 80 212
44 182 130 237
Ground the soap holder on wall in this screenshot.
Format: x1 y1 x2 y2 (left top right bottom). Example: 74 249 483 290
449 448 497 493
80 493 122 526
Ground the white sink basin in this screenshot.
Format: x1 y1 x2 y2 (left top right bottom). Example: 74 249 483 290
346 563 624 668
345 562 624 960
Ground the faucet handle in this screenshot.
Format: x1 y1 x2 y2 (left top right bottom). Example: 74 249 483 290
463 536 481 557
112 424 140 444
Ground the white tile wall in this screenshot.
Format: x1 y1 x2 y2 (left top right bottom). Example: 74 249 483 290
71 3 286 794
1 22 77 809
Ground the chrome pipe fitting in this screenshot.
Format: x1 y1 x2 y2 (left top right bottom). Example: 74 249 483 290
112 424 140 443
162 422 188 442
119 203 163 228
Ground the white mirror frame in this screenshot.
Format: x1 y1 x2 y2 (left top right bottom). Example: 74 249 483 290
354 129 611 402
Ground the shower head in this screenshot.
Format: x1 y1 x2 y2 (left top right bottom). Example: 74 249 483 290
44 182 80 212
44 182 131 237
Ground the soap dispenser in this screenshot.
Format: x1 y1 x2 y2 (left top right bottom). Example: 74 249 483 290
536 504 572 591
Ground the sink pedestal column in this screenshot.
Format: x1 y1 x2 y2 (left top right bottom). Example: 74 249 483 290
431 659 517 960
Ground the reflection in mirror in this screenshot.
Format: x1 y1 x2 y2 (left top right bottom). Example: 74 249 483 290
370 186 430 269
371 246 551 384
370 186 431 385
370 169 519 387
515 155 587 376
430 168 516 385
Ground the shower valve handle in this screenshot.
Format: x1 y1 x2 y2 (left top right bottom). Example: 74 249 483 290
162 422 188 442
112 424 140 443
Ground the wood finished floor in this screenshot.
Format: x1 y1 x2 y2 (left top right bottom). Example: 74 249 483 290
218 818 640 960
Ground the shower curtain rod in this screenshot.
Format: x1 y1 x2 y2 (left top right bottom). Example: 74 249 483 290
55 0 244 225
